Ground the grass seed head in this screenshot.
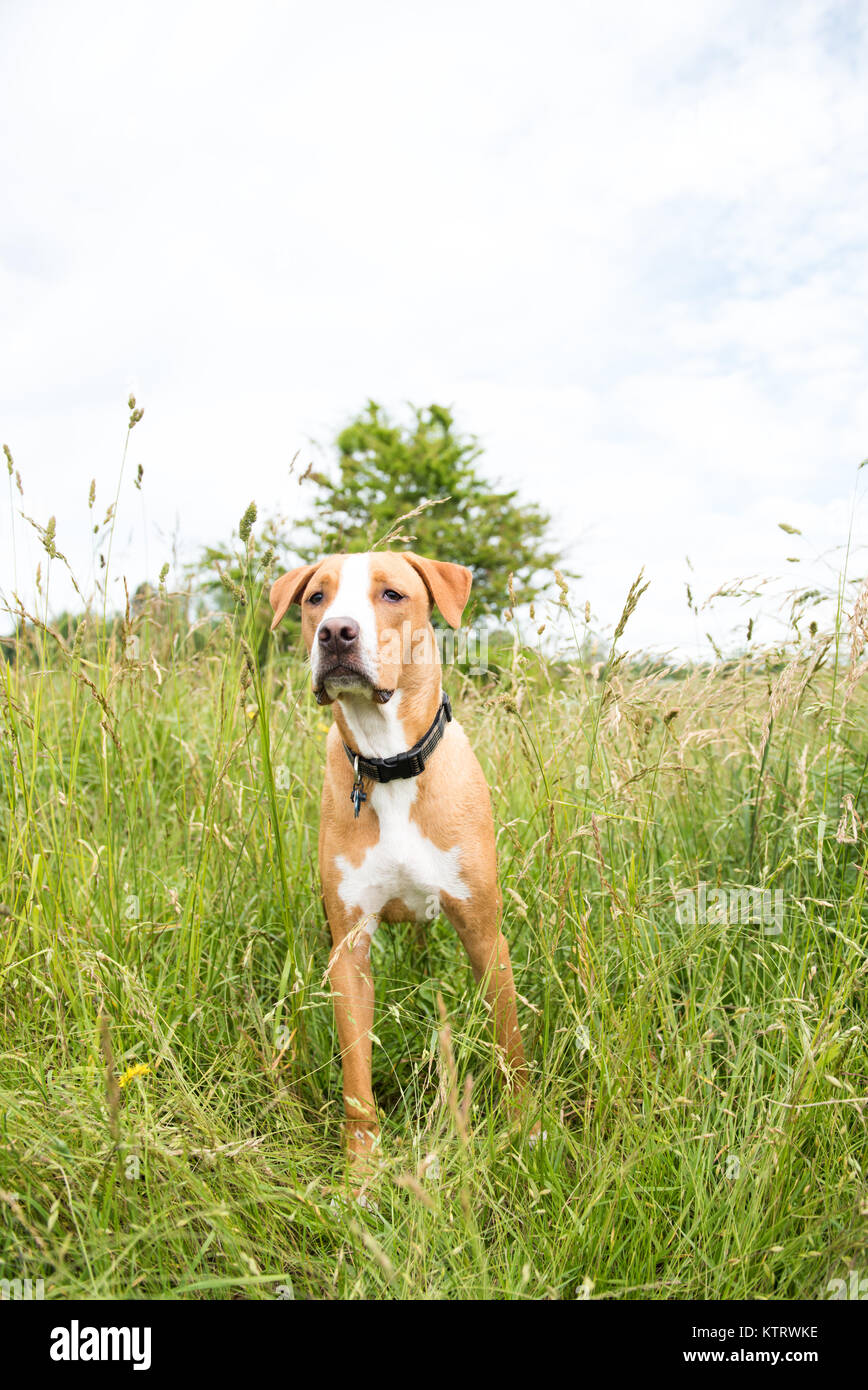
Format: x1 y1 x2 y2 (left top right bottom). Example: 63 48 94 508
613 569 650 644
239 501 257 545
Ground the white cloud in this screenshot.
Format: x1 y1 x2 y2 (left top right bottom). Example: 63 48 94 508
1 0 867 654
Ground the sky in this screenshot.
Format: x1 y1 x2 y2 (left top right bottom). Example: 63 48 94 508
1 0 867 656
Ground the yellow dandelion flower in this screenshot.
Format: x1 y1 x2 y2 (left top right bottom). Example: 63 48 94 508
117 1063 150 1089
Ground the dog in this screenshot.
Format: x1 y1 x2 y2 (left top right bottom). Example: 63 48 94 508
270 550 531 1175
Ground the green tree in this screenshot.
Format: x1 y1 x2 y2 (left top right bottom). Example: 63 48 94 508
298 400 571 620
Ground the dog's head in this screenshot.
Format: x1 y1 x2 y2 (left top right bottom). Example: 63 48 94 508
269 551 472 705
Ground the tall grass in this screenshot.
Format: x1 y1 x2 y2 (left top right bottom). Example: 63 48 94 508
0 441 866 1300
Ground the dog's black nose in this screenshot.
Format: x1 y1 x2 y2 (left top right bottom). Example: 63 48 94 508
317 617 360 654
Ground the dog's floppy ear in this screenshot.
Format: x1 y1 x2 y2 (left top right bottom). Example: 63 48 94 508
403 552 473 629
269 563 320 631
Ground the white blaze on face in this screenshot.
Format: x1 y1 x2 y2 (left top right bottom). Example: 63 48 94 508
311 552 379 694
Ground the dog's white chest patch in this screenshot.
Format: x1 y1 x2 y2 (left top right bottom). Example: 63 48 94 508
335 779 468 923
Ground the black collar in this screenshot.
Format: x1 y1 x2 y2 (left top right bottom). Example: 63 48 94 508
343 693 452 809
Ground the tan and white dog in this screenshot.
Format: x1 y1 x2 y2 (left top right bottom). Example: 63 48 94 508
270 550 530 1173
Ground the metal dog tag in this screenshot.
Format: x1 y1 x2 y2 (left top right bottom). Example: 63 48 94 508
350 756 366 818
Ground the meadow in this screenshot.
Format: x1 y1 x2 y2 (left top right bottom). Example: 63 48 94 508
1 509 866 1300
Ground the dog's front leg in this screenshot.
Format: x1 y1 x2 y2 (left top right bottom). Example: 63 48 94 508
324 905 380 1173
440 888 528 1092
442 891 544 1140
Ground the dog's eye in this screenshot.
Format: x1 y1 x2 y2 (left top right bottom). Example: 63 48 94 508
382 589 404 603
307 591 324 606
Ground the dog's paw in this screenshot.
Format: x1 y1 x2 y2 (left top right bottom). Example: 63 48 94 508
328 1189 380 1216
